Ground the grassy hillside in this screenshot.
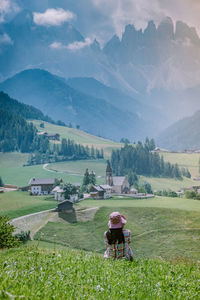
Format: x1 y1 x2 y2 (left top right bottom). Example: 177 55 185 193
1 247 199 299
0 152 83 186
31 120 121 157
1 151 198 189
140 176 196 191
161 152 200 178
35 206 200 261
0 191 57 219
77 196 200 211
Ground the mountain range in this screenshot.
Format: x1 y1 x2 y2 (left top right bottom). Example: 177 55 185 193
1 4 200 146
0 69 152 141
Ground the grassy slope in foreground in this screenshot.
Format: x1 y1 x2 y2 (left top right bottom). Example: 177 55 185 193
31 120 121 157
0 191 57 219
0 247 199 299
35 206 200 261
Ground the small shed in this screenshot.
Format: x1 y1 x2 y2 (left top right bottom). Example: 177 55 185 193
57 200 73 212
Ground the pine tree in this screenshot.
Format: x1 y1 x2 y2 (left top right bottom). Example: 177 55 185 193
89 171 96 185
83 169 90 185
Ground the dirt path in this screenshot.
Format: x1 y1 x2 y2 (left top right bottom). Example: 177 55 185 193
42 163 83 176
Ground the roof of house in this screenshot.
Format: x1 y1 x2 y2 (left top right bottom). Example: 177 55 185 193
100 184 112 190
91 185 104 192
112 176 126 186
130 188 138 192
52 186 64 193
29 178 55 185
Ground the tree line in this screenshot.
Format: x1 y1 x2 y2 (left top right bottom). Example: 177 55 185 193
111 141 191 179
27 139 104 166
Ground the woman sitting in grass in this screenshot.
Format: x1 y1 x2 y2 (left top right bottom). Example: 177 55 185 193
104 212 134 260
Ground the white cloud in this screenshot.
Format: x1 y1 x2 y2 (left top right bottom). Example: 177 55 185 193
50 38 92 51
0 0 19 22
91 0 200 37
67 38 92 50
33 8 76 27
0 33 13 45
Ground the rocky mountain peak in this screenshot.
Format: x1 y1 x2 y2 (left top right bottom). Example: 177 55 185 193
157 17 174 40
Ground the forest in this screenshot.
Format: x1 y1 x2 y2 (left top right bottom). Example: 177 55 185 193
111 140 191 179
0 92 104 164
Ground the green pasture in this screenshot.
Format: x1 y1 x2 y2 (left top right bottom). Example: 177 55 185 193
31 120 121 157
0 191 57 219
0 152 83 186
77 196 200 211
1 247 199 299
140 175 196 191
162 152 200 177
47 159 106 181
35 206 200 261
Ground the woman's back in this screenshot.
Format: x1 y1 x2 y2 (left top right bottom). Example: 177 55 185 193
104 226 133 260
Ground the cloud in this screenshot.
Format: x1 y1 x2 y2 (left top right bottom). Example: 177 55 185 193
33 8 76 26
91 0 200 38
0 33 13 45
0 0 19 22
50 38 92 51
67 38 92 50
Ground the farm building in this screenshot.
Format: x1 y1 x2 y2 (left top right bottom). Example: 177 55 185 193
90 185 105 199
53 185 79 202
57 200 73 212
37 132 60 141
90 184 112 199
52 186 65 202
29 178 55 195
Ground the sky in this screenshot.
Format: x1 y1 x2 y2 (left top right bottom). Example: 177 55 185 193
1 0 200 43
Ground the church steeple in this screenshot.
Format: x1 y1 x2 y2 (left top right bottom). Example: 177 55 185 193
106 160 113 186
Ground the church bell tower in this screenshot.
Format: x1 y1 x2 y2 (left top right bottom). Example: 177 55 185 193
106 160 113 186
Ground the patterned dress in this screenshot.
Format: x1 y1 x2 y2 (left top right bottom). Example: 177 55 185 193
104 229 134 260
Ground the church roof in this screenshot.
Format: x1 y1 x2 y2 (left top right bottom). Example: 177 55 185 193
112 176 126 186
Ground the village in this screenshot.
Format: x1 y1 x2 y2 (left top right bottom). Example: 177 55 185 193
26 161 155 209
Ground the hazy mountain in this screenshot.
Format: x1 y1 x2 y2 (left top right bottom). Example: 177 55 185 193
67 77 168 132
157 110 200 151
0 69 151 141
1 5 200 139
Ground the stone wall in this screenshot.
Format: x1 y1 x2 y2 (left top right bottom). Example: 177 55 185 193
10 209 56 237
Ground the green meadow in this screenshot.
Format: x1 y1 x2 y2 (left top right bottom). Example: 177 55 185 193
35 203 200 261
31 120 121 157
0 191 57 219
1 246 199 299
162 152 200 177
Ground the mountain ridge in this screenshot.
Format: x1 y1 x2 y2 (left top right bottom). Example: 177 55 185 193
0 69 151 141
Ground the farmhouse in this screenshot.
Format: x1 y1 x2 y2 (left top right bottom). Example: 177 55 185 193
90 184 112 199
53 185 79 202
29 178 55 195
90 185 105 199
37 131 60 141
106 161 130 194
45 133 60 141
